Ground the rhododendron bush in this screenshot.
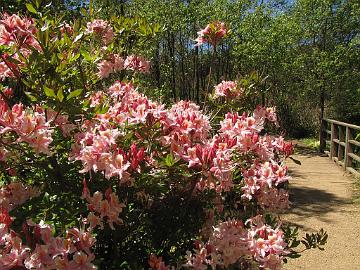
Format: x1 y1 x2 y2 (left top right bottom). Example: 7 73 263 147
0 3 327 270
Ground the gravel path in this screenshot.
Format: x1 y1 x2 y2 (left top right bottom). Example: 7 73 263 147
283 147 360 270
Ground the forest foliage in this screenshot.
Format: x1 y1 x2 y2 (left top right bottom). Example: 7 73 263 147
2 0 360 136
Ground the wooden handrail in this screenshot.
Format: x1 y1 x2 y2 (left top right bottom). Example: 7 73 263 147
320 118 360 177
323 118 360 131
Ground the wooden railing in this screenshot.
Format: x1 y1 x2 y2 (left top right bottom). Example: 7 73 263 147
320 118 360 177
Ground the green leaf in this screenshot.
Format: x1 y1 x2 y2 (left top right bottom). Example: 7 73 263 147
80 48 92 61
289 240 300 248
35 0 41 8
164 154 175 167
287 252 301 259
26 3 37 14
25 92 37 102
66 89 83 100
289 156 301 165
44 86 56 98
57 89 64 102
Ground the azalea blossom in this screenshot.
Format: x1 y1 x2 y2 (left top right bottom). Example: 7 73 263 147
97 54 125 78
195 21 228 47
0 97 53 154
0 182 40 211
124 55 150 73
186 216 288 269
86 19 114 45
214 80 243 99
82 189 125 230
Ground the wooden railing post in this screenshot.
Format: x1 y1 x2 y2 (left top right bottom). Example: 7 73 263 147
338 126 345 164
319 118 326 153
345 127 353 168
330 123 336 159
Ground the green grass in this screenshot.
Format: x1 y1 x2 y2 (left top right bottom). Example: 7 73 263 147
298 137 320 151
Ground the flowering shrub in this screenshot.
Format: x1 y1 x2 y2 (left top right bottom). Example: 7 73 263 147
0 4 327 270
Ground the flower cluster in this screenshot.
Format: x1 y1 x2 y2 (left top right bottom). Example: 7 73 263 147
86 19 114 45
186 216 288 269
97 54 125 78
214 80 243 99
241 161 290 211
0 97 53 154
82 188 125 230
46 108 75 137
0 13 39 48
124 55 150 73
97 54 150 78
73 82 292 209
162 101 211 156
73 127 132 180
2 87 13 98
0 182 40 211
71 82 165 182
0 217 97 270
105 81 164 125
195 21 227 47
0 13 40 81
219 108 279 160
148 254 173 270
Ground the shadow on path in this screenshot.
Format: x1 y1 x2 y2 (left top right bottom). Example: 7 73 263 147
283 185 351 230
288 186 350 216
292 142 330 158
294 145 319 157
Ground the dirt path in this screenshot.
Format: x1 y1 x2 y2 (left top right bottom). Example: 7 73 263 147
283 147 360 270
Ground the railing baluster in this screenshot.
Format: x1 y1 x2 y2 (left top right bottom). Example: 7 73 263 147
345 127 352 168
338 126 345 164
330 123 336 159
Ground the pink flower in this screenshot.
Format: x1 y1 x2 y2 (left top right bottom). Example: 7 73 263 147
97 60 114 78
83 190 125 230
24 244 53 269
86 19 114 45
0 99 53 154
89 91 105 107
0 182 40 211
0 237 30 269
0 208 12 227
187 216 288 269
0 13 39 49
26 219 53 244
125 55 150 73
84 212 103 230
46 108 75 137
66 227 96 253
214 80 243 99
0 14 41 83
97 54 124 78
148 254 170 270
60 23 73 36
113 54 125 72
69 251 97 270
3 87 13 98
195 21 228 47
48 237 73 258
